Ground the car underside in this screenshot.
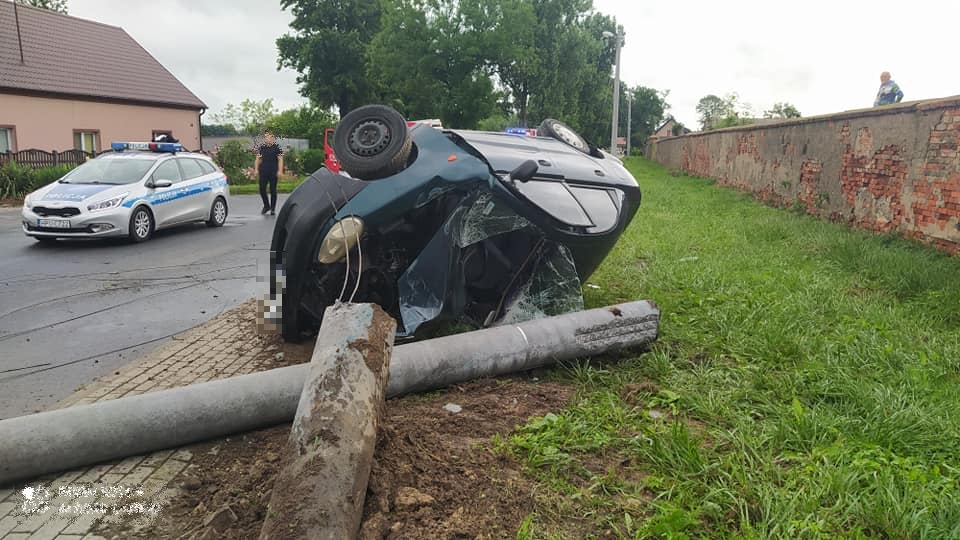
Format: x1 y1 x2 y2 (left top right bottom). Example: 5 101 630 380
266 105 641 342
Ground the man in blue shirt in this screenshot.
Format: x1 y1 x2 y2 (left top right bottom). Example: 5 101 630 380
874 72 904 106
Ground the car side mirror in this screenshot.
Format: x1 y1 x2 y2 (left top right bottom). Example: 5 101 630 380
510 160 539 183
151 179 174 188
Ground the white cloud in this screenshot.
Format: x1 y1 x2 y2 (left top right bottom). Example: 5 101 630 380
67 0 960 130
68 0 307 116
593 0 960 128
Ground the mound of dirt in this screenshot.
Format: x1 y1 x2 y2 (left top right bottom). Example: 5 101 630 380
96 377 571 539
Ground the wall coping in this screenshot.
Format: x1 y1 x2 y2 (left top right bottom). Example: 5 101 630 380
654 95 960 141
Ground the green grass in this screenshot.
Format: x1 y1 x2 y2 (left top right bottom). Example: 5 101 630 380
229 177 306 196
504 158 960 539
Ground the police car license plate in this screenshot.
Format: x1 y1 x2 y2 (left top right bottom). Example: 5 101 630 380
38 218 71 229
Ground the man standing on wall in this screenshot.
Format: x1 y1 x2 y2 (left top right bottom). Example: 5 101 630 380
255 130 284 215
874 72 904 107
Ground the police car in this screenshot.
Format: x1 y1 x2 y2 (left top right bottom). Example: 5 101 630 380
22 141 230 243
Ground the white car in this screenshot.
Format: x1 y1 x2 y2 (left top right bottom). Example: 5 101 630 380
22 142 230 243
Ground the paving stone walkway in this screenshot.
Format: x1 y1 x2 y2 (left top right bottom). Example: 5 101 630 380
0 300 284 540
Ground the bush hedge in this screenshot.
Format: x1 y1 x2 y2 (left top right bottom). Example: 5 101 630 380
300 149 326 175
0 162 75 199
213 139 256 184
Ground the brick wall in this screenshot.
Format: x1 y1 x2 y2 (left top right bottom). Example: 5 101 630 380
646 96 960 254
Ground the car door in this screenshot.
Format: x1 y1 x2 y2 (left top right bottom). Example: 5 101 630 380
175 157 213 221
148 158 186 227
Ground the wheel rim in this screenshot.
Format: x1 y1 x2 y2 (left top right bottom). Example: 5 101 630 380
349 119 391 157
134 210 150 238
552 122 586 150
214 200 226 223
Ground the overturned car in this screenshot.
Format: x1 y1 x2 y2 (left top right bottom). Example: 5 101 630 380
266 105 641 342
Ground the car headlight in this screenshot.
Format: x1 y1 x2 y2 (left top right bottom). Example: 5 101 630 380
87 193 128 212
24 193 34 209
318 217 365 264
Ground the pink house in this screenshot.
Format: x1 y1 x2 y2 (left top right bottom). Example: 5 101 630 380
0 1 206 154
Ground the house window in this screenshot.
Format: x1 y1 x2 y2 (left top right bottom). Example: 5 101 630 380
74 131 99 153
0 128 13 153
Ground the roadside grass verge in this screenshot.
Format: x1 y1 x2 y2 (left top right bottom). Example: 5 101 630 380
229 177 306 196
503 157 960 539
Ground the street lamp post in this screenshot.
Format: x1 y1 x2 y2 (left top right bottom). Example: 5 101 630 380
625 90 632 157
602 30 624 155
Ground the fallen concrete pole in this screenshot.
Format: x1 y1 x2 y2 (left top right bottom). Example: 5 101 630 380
260 303 395 540
0 300 658 486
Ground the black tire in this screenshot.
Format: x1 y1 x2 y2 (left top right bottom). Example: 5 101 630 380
128 206 154 243
332 104 413 180
538 118 591 154
35 237 57 245
206 197 228 227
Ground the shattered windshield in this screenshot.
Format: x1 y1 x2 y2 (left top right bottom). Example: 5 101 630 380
495 243 584 326
400 191 584 336
457 192 533 247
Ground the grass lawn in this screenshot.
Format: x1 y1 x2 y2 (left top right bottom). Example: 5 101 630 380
505 157 960 539
229 177 306 196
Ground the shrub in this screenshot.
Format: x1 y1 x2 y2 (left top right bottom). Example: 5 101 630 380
0 162 74 199
284 147 304 176
214 139 256 184
300 149 326 174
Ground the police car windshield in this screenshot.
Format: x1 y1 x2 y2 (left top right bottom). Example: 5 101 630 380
60 156 157 185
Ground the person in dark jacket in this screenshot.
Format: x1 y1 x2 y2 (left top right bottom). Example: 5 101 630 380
255 131 284 215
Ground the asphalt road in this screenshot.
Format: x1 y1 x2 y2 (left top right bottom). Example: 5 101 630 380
0 195 287 420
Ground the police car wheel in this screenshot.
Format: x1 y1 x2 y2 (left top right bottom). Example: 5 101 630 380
128 207 154 243
206 197 228 228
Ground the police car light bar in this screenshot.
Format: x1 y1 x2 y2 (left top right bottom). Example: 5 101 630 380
111 141 184 153
505 127 537 136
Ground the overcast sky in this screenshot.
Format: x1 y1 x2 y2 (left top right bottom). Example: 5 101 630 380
69 0 960 130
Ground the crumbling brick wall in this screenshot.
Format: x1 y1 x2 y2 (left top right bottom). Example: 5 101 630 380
646 97 960 254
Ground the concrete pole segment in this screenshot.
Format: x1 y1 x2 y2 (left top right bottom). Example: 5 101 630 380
260 303 396 540
0 300 658 486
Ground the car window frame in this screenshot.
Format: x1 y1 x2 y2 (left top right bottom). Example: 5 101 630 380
176 157 206 182
150 157 183 185
196 158 217 175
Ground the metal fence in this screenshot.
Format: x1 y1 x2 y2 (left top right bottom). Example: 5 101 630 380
0 149 102 168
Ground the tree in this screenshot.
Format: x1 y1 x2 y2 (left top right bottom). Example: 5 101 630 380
367 0 498 129
15 0 67 13
764 102 801 119
625 86 669 149
276 0 382 116
200 124 240 137
209 99 278 135
265 105 337 148
671 121 688 136
696 95 731 131
523 4 617 143
697 93 756 130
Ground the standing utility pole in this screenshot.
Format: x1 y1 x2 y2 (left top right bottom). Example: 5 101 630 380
603 30 625 155
625 91 632 157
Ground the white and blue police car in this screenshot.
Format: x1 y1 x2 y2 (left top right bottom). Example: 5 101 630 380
22 142 230 243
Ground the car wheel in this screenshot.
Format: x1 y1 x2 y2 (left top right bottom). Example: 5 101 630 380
538 118 592 154
128 206 154 243
206 197 228 227
332 104 413 180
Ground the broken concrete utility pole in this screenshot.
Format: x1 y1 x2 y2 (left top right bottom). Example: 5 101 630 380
0 300 658 486
259 303 396 540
